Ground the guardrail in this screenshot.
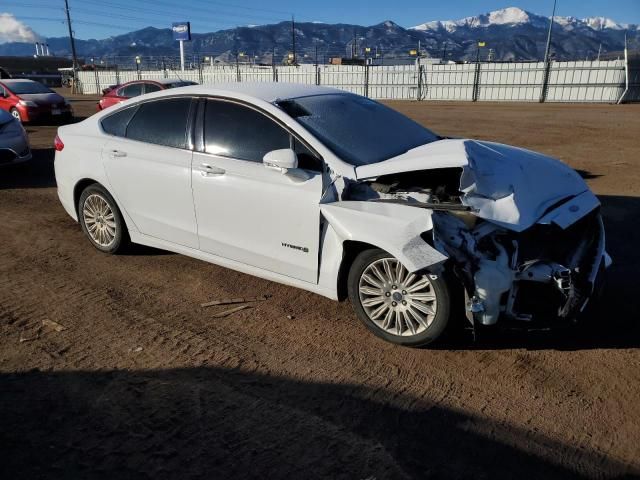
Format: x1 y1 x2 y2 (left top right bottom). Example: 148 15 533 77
76 59 638 103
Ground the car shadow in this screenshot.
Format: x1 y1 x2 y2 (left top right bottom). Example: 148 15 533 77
574 168 602 180
0 367 635 479
0 148 56 189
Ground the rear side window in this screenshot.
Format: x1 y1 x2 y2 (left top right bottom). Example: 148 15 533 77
119 83 143 98
144 83 162 94
204 99 290 162
101 106 137 137
125 97 192 149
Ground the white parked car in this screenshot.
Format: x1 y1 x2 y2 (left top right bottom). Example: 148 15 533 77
54 83 609 346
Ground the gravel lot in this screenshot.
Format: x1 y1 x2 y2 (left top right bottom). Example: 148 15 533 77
1 91 639 479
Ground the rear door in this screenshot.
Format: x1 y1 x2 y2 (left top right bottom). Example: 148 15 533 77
101 96 199 248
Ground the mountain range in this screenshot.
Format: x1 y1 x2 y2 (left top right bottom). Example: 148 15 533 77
0 7 637 62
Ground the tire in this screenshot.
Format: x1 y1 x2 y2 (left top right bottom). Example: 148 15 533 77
347 248 451 347
10 108 21 122
78 184 129 254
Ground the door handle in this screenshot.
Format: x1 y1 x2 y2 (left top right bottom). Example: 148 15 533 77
200 163 225 176
109 150 127 158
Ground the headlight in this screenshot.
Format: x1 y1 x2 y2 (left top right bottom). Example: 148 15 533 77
18 100 38 107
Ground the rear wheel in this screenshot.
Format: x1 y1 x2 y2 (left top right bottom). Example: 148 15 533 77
78 184 128 254
347 249 451 347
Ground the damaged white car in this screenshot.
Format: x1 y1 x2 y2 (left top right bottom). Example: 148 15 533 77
54 83 610 346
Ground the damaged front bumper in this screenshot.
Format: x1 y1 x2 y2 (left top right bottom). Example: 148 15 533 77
433 206 609 329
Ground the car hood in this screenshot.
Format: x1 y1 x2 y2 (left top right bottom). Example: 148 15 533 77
18 92 65 105
354 139 594 232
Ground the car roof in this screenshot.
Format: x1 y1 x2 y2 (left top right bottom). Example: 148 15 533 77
143 82 347 103
122 78 193 86
1 79 40 86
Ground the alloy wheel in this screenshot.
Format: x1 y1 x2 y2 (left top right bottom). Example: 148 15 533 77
358 258 438 337
82 194 117 247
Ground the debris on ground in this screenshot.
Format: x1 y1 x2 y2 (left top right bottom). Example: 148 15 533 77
201 295 270 308
286 315 295 320
19 326 42 343
212 305 252 318
42 319 66 332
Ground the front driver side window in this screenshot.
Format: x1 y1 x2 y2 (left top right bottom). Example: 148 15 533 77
204 99 290 162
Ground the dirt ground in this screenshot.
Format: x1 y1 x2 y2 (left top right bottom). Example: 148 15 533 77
1 91 639 479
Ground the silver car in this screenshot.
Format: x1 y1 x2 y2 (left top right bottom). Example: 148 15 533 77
0 108 31 165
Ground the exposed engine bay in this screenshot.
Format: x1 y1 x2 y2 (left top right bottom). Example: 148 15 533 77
343 166 607 329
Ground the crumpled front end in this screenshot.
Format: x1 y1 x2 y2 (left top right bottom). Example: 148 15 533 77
341 138 610 328
432 208 607 327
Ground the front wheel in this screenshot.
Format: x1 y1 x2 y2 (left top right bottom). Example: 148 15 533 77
347 249 451 347
78 184 129 254
10 108 21 122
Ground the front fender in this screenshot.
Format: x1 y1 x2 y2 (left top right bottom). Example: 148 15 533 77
320 201 447 272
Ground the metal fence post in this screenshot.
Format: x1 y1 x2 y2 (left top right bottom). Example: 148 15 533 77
198 60 203 84
472 61 481 101
94 68 100 95
364 64 369 97
115 63 120 85
417 64 424 101
316 66 320 86
539 60 552 103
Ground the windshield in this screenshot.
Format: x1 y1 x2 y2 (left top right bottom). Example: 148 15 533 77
5 81 53 95
278 94 439 166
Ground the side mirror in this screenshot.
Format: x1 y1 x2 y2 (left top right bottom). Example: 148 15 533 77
263 148 298 174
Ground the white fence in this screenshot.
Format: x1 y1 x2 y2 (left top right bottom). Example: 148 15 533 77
77 59 638 103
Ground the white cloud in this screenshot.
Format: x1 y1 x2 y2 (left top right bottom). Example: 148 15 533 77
0 13 41 44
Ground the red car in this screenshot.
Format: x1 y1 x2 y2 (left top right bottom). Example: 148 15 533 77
97 79 197 110
0 79 73 123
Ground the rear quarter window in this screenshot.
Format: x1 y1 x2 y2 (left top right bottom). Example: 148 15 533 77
100 106 138 137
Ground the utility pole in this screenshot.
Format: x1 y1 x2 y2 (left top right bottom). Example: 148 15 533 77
64 0 79 70
543 0 557 64
540 0 558 102
291 15 296 65
352 30 357 58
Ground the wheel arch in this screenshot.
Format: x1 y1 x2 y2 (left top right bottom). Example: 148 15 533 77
73 178 101 218
336 240 382 301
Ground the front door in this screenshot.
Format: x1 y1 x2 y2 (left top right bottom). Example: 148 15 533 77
191 98 323 283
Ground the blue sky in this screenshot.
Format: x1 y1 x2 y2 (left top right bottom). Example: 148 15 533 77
4 0 640 40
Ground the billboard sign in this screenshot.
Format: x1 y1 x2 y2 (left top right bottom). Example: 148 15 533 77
172 22 191 41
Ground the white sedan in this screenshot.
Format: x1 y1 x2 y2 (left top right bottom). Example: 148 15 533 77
54 83 609 346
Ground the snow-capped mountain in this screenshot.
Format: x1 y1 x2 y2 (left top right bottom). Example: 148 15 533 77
412 7 636 33
0 6 637 62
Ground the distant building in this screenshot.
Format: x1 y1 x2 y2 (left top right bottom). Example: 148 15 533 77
0 56 73 86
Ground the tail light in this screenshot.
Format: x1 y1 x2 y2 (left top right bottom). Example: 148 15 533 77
54 134 64 151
